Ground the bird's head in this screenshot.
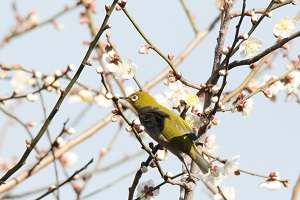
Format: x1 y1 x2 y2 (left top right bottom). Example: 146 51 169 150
122 91 158 112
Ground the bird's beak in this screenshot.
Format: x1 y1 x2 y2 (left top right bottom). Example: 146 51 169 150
119 96 129 101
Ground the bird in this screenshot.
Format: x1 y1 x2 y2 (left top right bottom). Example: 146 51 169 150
123 91 211 174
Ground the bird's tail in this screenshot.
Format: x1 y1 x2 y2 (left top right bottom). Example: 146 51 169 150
194 149 211 174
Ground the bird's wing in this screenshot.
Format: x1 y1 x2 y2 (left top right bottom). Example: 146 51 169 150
172 113 194 134
139 106 170 132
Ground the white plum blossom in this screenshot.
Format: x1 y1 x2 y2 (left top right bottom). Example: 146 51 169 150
185 90 200 107
214 186 237 200
204 134 217 154
239 36 263 58
224 155 240 175
284 71 300 95
102 52 119 73
259 171 281 190
78 89 94 102
102 52 137 80
274 16 297 38
136 179 160 200
185 112 202 129
262 75 285 95
154 93 172 110
164 81 189 107
94 94 113 108
193 103 203 115
240 99 254 118
114 58 137 80
60 152 78 167
163 81 198 107
202 165 226 186
125 86 136 97
10 71 30 91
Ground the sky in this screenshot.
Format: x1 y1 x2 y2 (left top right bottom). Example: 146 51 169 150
0 0 299 200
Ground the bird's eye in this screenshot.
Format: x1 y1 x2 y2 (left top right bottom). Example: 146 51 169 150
131 95 139 102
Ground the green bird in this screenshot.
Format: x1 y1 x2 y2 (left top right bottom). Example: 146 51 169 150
123 91 211 174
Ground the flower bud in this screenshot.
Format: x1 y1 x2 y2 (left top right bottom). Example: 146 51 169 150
222 47 229 55
68 64 76 71
111 114 119 122
55 70 62 77
262 90 273 98
48 185 56 191
26 93 38 102
115 6 122 11
169 76 176 83
66 127 76 134
218 102 225 110
212 118 220 126
168 54 174 60
219 69 227 76
211 85 220 94
25 139 31 148
56 137 65 148
133 119 141 125
96 67 104 74
34 71 42 78
105 92 113 99
239 33 249 40
283 180 290 187
120 0 128 8
28 77 36 86
139 46 148 54
166 172 173 177
125 125 133 132
105 4 111 12
26 121 36 127
84 61 93 66
211 96 219 103
100 148 107 157
72 174 80 180
141 166 148 173
265 12 272 18
251 15 258 25
204 108 211 115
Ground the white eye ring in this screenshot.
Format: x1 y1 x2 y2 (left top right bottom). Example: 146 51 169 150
131 95 139 102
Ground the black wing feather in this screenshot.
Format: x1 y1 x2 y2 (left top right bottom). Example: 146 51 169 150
139 106 170 132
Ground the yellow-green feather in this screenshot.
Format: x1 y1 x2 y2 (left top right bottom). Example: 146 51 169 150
128 91 196 158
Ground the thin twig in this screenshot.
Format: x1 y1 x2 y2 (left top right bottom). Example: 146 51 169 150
34 159 93 200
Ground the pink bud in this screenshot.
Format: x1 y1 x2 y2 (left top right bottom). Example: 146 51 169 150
111 114 119 122
105 4 111 12
105 23 112 29
265 12 272 18
239 33 249 40
48 185 56 191
168 54 174 60
262 90 273 98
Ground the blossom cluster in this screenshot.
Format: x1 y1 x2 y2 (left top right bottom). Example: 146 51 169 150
238 16 297 58
102 50 137 80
